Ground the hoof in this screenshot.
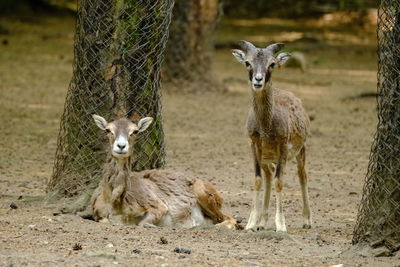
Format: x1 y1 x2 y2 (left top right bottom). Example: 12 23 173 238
246 226 265 232
256 226 265 231
302 224 312 229
275 225 287 232
99 218 110 223
143 223 158 228
77 211 94 220
216 219 237 230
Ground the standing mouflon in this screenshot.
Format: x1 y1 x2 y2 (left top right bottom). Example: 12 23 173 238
232 40 311 232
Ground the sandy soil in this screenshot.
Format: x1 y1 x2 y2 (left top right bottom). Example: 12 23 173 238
1 13 399 266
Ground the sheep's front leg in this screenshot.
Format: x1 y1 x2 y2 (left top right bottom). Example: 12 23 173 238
110 172 126 204
246 142 263 230
111 185 124 204
259 162 274 229
274 146 288 232
137 206 168 227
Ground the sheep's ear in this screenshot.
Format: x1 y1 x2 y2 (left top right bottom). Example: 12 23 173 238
137 117 153 132
231 49 246 64
276 52 291 67
92 114 108 130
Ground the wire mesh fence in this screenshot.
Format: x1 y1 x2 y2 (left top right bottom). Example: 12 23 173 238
47 0 174 197
353 0 400 253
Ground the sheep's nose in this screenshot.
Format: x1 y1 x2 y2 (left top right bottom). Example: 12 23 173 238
254 73 263 82
117 144 126 150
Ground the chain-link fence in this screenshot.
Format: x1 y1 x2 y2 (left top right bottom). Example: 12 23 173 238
353 1 400 253
47 0 174 197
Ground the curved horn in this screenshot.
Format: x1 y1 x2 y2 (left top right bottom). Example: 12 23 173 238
266 43 285 53
238 40 256 52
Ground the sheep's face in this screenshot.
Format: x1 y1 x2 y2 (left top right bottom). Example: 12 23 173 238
92 115 153 159
231 40 291 92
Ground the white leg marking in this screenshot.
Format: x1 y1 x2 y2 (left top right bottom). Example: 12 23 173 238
246 176 262 230
275 191 287 232
259 173 272 228
191 205 205 227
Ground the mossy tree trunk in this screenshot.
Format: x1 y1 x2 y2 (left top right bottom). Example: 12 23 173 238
353 1 400 253
48 0 115 195
107 0 170 171
48 0 173 207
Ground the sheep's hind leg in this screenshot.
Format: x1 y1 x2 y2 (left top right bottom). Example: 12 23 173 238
256 162 273 230
296 146 312 229
193 179 237 230
274 147 288 233
136 208 167 227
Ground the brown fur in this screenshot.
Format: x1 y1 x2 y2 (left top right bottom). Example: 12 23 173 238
248 87 310 164
232 41 312 231
81 116 236 229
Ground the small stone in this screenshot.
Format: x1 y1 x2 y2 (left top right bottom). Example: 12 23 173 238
132 248 141 254
173 248 191 254
106 243 114 248
143 223 157 228
234 216 244 224
72 243 82 251
159 237 168 245
10 202 17 209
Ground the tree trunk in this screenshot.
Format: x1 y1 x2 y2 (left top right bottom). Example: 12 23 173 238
163 0 222 92
48 0 173 209
48 0 116 196
353 0 400 253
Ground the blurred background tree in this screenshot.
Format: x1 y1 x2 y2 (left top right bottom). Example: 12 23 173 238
0 0 378 80
223 0 377 18
0 0 76 13
0 0 378 17
163 0 222 92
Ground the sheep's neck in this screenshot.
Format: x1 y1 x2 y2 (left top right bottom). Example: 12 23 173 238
102 156 132 184
252 81 274 136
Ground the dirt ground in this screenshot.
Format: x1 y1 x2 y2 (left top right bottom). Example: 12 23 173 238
1 12 399 266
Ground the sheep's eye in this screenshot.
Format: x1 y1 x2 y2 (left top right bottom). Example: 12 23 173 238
131 130 139 135
270 62 276 68
105 129 111 134
245 61 251 67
